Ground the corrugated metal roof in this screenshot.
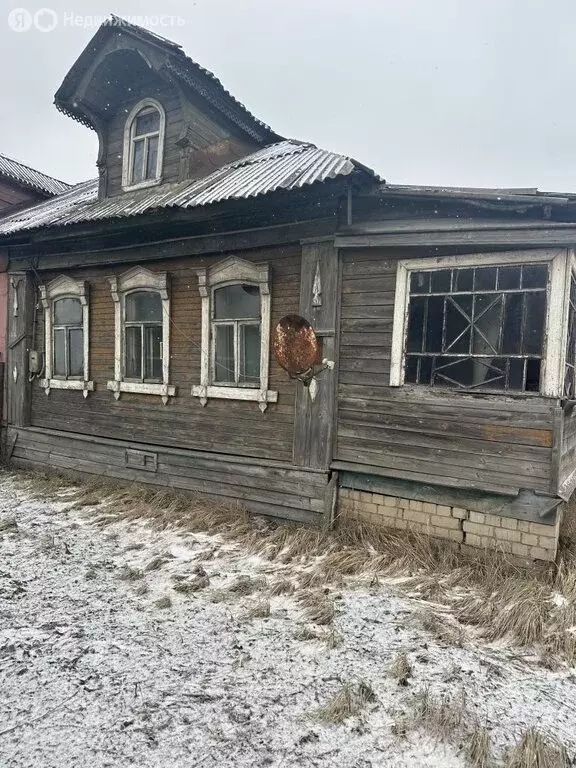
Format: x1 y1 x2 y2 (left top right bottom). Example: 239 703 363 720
0 140 374 236
0 153 71 197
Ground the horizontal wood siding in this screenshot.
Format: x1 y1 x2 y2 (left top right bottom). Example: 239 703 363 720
31 246 299 463
336 248 556 495
10 427 328 525
560 410 576 491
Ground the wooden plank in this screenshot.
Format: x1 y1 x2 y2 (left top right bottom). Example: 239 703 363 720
7 273 33 427
293 241 340 470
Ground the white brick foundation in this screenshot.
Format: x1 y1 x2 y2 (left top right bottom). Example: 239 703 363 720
338 488 561 562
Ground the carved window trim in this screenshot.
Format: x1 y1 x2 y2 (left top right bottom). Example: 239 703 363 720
107 266 175 404
122 98 166 192
192 256 278 412
390 249 570 397
40 275 94 397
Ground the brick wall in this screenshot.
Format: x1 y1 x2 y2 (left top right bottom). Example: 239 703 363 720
338 489 561 562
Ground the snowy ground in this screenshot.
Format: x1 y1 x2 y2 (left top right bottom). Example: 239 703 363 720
0 471 575 768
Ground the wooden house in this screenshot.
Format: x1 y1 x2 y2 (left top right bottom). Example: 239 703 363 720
3 18 576 561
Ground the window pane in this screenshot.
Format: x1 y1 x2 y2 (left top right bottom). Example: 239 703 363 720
54 297 82 326
474 267 497 291
68 328 83 377
524 292 545 355
473 295 502 355
425 296 444 353
526 359 541 392
214 285 260 320
454 268 473 292
410 271 429 294
146 136 159 180
132 139 145 184
404 356 419 383
522 265 548 289
498 266 521 290
214 325 234 382
406 296 425 353
134 108 160 136
430 270 451 293
445 296 471 354
239 325 261 384
501 293 523 355
53 328 66 376
125 326 142 379
143 325 163 380
126 291 162 323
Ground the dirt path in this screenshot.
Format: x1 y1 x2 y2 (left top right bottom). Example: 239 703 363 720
0 472 574 767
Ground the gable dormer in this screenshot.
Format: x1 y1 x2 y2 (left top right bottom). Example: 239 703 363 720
54 17 281 199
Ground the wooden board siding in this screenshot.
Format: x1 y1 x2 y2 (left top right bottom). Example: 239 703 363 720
10 426 328 525
335 248 557 496
31 245 300 463
560 409 576 497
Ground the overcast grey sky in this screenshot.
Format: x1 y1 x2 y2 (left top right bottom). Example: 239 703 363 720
0 0 574 191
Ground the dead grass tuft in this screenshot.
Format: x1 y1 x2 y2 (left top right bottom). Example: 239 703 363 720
314 681 376 724
466 725 495 768
419 610 466 647
154 596 172 609
0 517 18 533
173 575 210 594
144 554 173 572
505 727 570 768
406 686 467 739
244 598 271 619
389 651 412 686
117 566 144 581
269 578 295 596
228 575 267 595
297 590 335 625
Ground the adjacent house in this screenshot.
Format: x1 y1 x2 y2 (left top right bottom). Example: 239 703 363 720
3 17 576 562
0 155 69 363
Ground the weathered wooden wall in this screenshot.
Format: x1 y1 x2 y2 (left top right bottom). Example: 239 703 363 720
10 426 328 524
334 247 557 496
30 245 300 463
0 181 40 213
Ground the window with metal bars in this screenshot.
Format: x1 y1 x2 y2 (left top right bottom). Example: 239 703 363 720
404 263 548 392
565 270 576 397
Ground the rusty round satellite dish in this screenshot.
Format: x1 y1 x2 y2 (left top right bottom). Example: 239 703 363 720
273 315 321 377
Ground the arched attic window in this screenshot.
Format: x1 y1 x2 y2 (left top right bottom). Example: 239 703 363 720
122 98 166 191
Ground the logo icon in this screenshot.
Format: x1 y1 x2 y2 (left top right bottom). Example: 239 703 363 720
8 8 33 31
34 8 57 32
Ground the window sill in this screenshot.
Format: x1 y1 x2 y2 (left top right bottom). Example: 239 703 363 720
121 177 163 193
390 382 555 399
41 379 94 398
192 385 278 413
107 380 176 405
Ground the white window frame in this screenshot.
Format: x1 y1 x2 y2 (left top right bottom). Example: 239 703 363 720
40 275 94 398
122 98 166 192
107 266 175 404
390 248 571 397
192 256 278 412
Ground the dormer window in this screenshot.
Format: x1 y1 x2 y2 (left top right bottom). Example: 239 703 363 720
122 98 165 191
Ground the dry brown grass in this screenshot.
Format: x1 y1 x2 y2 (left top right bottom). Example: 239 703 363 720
154 596 172 609
0 517 18 533
419 609 466 647
314 682 376 724
269 578 295 596
394 686 468 741
117 566 144 582
389 651 412 686
297 590 335 625
228 575 267 595
466 726 495 768
505 727 570 768
173 575 210 594
244 598 271 619
15 469 576 663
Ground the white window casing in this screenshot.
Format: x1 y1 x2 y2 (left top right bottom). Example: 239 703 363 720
192 256 278 412
107 266 175 404
40 275 94 397
389 248 571 397
121 98 166 192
